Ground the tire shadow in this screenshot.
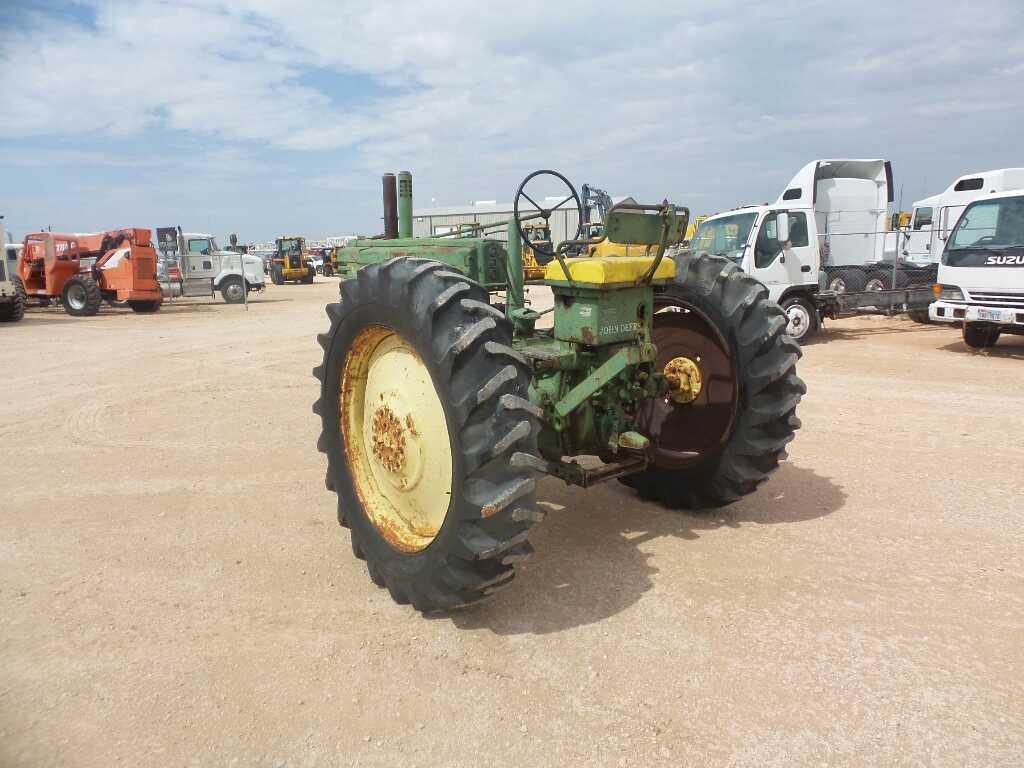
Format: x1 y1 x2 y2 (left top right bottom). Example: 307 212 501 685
803 318 953 346
938 337 1024 359
450 463 845 635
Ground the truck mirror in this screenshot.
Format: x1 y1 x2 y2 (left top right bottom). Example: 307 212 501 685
890 213 900 230
775 212 790 243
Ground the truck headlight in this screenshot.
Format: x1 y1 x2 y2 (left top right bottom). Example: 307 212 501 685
932 284 964 301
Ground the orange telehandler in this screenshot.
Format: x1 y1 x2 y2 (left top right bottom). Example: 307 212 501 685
18 228 163 316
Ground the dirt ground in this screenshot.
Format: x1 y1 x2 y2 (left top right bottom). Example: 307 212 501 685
2 279 1022 768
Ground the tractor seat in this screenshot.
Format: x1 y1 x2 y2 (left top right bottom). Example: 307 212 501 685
544 255 675 285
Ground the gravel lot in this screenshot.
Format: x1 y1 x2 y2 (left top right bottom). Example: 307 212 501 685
2 279 1022 767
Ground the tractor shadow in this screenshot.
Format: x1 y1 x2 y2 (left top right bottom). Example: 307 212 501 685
451 463 845 635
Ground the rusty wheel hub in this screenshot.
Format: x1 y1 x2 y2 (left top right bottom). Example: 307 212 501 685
340 326 452 552
664 355 703 404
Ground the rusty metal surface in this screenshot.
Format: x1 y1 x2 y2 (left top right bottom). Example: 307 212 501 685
371 405 405 474
664 355 703 404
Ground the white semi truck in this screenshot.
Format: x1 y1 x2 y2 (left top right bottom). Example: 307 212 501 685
929 189 1024 348
686 159 933 341
904 168 1024 268
159 230 265 303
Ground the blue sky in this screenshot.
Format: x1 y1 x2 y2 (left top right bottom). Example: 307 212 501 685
2 0 1022 243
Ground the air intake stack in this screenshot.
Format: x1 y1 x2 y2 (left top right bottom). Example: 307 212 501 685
398 171 413 239
382 173 398 239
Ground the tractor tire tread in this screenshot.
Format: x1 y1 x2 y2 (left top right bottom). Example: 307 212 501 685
625 254 804 509
314 257 542 612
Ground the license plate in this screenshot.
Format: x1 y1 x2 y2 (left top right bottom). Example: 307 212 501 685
977 308 1008 322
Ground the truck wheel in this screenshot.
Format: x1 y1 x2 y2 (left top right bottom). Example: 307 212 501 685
963 323 1001 349
864 272 889 292
220 276 246 304
62 274 102 316
780 295 818 342
0 276 27 322
826 267 856 294
314 258 543 611
128 298 163 313
270 266 284 285
625 254 805 510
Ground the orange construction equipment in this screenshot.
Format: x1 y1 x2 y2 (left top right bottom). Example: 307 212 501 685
18 228 163 316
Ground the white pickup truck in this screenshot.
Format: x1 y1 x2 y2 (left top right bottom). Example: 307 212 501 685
929 190 1024 348
161 230 265 303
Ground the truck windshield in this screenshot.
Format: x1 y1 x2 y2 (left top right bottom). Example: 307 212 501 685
688 212 758 261
944 196 1024 265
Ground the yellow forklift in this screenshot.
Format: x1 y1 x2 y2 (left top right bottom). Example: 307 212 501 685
270 235 315 284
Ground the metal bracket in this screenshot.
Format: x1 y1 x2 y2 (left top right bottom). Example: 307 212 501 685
511 452 646 488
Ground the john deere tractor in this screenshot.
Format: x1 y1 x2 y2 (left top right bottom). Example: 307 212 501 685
270 235 315 285
314 170 804 612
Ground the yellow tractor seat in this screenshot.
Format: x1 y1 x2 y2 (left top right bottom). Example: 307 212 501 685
544 255 676 285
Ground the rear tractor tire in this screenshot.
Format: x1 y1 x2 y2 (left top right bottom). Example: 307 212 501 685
622 254 805 510
0 276 27 322
302 268 315 284
62 274 102 316
907 309 931 324
314 258 544 612
128 298 163 313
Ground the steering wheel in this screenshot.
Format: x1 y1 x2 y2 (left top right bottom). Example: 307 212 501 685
513 170 583 263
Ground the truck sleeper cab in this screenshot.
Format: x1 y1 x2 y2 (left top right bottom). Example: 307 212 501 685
929 190 1024 348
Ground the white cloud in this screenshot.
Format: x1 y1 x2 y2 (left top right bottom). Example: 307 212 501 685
1 0 1023 235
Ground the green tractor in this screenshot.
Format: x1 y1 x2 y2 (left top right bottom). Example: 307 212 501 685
314 170 804 612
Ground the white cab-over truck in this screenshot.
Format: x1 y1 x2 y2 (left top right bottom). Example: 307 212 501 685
161 230 265 303
929 189 1024 348
0 218 27 323
686 159 934 342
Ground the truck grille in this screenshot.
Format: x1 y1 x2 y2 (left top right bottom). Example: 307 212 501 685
967 290 1024 309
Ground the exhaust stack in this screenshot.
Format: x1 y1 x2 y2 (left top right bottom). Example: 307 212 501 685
398 171 413 239
382 173 398 239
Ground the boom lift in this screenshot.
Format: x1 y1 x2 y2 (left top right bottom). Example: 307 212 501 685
18 228 163 316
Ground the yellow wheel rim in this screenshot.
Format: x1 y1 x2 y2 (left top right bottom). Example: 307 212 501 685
340 326 453 552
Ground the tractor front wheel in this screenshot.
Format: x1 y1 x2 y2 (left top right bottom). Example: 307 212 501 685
625 254 805 509
62 275 102 316
270 266 284 285
314 258 543 611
